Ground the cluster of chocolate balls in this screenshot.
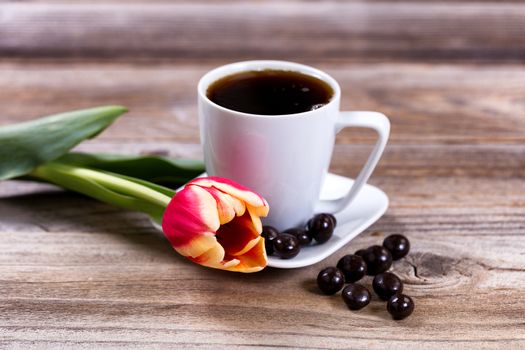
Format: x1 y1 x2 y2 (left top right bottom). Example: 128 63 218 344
316 234 415 320
262 213 336 259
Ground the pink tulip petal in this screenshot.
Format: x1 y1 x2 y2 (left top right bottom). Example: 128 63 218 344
202 186 236 225
246 204 264 234
246 203 270 217
200 185 246 225
225 193 246 217
162 185 220 248
190 177 269 215
187 241 225 268
173 233 219 260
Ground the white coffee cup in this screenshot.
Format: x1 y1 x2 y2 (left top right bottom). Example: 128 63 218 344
198 60 390 230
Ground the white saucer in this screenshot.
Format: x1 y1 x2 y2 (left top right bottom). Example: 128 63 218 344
150 173 388 269
268 173 388 268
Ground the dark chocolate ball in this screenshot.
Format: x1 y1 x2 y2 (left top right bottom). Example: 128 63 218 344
273 233 300 259
354 248 367 257
326 213 337 227
283 228 312 246
261 226 279 255
372 272 403 301
317 267 345 295
383 234 410 260
307 213 336 244
362 245 393 275
336 254 367 283
341 283 371 310
387 294 414 320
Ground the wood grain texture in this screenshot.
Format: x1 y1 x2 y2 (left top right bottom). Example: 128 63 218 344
1 61 525 145
1 154 524 349
1 2 525 61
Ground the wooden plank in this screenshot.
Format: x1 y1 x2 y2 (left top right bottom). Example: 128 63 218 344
1 61 524 145
1 145 524 348
1 2 525 61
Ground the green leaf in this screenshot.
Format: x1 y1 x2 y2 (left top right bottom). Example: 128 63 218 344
56 152 205 188
0 106 127 180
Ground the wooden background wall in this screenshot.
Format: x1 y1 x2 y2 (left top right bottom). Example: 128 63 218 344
2 1 525 61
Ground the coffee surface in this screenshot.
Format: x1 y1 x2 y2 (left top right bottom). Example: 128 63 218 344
206 69 333 115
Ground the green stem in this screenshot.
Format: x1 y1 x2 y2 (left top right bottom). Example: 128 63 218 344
29 162 172 222
60 163 171 207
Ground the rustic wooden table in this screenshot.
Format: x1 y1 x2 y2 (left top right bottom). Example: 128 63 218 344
1 1 524 349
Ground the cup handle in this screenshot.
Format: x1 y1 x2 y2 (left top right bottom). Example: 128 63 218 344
315 111 390 214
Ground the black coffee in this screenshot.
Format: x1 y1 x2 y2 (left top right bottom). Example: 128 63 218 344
206 69 333 115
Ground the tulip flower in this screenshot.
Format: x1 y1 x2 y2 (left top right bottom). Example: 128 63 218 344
1 106 269 273
162 177 269 272
29 162 269 273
